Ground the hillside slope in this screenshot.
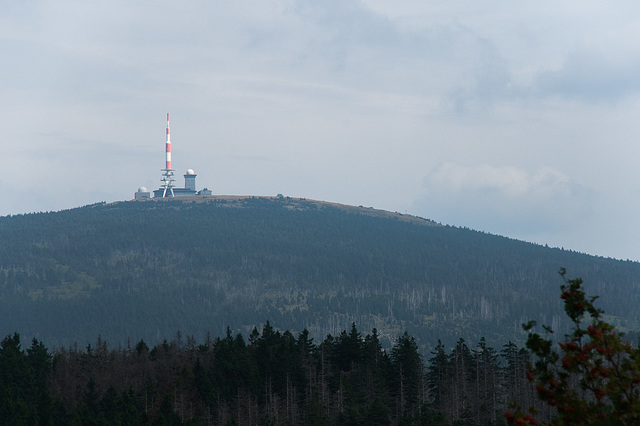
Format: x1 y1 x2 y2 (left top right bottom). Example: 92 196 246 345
1 195 639 352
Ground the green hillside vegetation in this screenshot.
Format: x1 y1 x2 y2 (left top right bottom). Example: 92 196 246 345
1 196 639 352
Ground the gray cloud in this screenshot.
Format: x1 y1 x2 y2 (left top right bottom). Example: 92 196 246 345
535 48 640 101
416 162 594 238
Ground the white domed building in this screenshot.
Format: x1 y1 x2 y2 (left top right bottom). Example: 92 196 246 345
184 169 197 191
134 187 151 200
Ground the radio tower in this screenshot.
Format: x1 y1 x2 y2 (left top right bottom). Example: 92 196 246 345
160 113 175 197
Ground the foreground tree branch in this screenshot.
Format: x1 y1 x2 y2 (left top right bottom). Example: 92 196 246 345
507 269 640 425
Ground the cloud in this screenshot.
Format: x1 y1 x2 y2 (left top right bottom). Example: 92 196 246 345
415 162 593 239
535 48 640 101
424 162 571 199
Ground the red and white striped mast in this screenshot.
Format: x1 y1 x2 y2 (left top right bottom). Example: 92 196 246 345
166 113 172 169
160 113 175 197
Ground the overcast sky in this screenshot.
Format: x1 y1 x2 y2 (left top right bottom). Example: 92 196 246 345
3 1 640 260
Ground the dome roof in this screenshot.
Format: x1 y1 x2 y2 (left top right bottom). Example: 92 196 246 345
186 169 195 175
138 186 148 193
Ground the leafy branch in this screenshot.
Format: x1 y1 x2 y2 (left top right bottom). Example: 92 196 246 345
507 269 640 425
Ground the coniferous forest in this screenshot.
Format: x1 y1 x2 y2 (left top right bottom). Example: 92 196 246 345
1 196 640 354
2 324 543 425
2 196 640 424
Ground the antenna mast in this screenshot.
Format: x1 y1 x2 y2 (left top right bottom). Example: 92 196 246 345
160 113 175 197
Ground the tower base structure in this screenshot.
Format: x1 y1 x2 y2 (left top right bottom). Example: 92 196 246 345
152 169 206 198
158 168 175 198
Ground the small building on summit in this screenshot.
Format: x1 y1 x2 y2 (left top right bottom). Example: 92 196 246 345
152 170 203 198
184 169 197 191
134 187 151 199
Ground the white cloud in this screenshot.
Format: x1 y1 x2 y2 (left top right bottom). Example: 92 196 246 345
416 162 593 243
423 163 572 199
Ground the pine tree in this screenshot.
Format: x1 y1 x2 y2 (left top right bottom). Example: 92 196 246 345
0 333 39 424
449 338 474 422
427 339 449 413
390 332 424 419
473 337 500 424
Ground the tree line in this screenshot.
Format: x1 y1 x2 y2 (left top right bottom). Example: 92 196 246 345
1 323 549 425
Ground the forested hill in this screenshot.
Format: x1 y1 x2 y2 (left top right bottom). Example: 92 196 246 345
1 196 639 352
